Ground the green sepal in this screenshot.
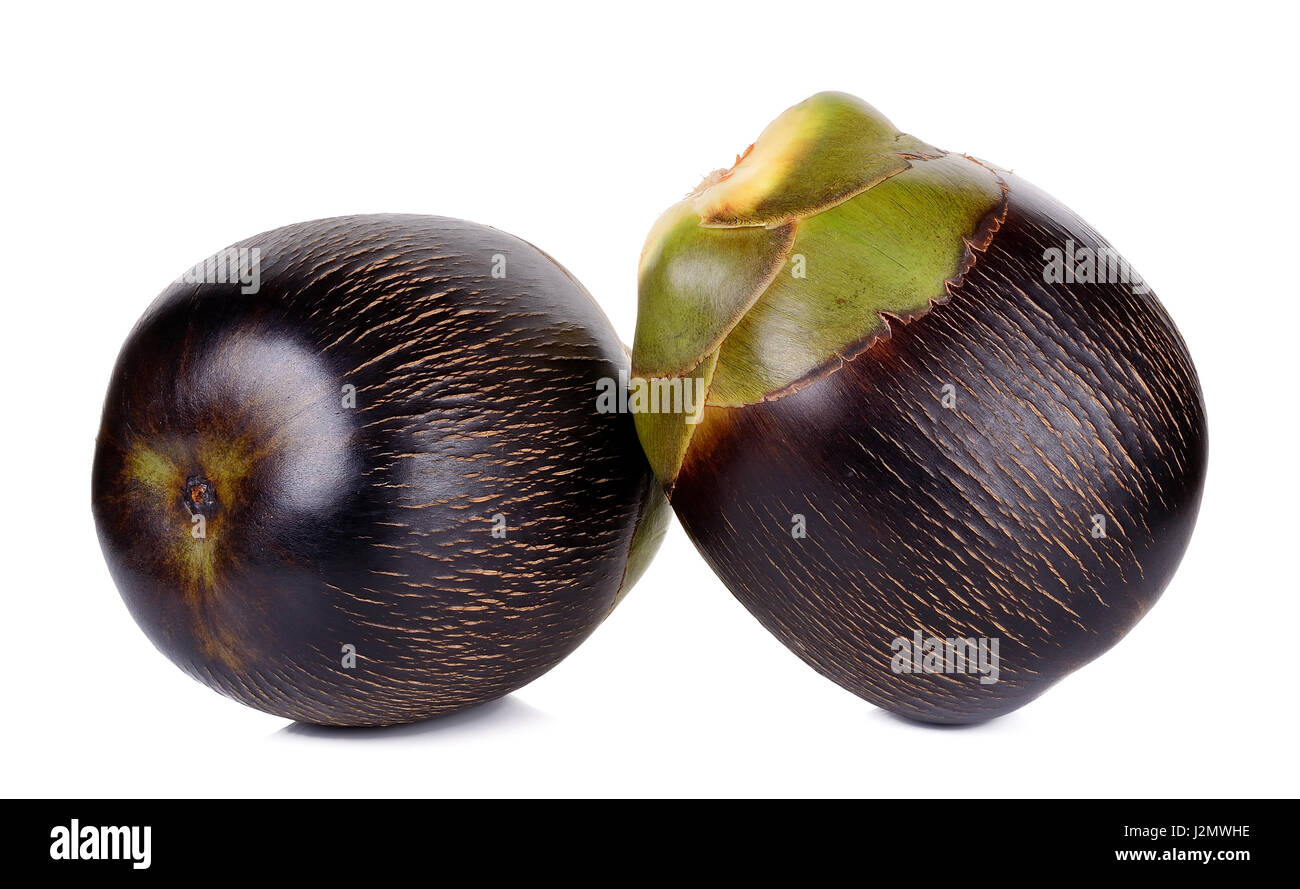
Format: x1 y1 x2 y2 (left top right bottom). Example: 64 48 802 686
708 154 1004 406
695 91 938 228
632 351 719 487
632 206 793 380
610 477 673 611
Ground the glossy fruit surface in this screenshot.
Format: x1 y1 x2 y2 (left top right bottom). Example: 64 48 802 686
633 93 1206 723
93 215 666 726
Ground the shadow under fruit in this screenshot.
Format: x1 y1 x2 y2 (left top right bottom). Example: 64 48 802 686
93 215 667 726
632 92 1207 724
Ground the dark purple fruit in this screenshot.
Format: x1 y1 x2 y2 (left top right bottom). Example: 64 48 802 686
93 215 666 726
632 93 1206 723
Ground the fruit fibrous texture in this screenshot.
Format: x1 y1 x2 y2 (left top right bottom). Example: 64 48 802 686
93 215 667 726
632 93 1207 723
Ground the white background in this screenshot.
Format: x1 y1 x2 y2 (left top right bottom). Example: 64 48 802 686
2 1 1296 798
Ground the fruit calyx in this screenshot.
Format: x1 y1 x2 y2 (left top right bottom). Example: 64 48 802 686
632 92 1010 488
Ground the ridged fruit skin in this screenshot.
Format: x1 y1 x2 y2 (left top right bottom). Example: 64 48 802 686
93 215 667 726
633 95 1206 724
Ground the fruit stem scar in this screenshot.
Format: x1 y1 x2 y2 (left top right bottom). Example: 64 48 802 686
183 474 218 517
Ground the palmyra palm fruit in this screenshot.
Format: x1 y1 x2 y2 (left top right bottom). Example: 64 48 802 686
632 92 1206 723
93 215 667 726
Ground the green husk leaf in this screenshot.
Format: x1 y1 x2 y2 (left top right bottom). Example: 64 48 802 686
632 205 793 380
610 476 673 610
695 91 938 228
708 153 1004 406
631 351 719 487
